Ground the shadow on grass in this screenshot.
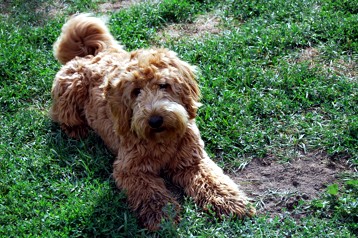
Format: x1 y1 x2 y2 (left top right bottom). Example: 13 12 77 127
0 0 55 26
47 122 137 235
83 183 144 237
0 0 96 26
47 122 184 236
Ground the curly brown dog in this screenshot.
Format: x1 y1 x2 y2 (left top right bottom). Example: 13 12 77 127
50 14 255 231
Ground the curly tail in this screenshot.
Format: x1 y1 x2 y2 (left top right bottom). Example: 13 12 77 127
53 14 124 64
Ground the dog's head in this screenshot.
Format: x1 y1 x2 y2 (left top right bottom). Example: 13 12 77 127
104 48 200 142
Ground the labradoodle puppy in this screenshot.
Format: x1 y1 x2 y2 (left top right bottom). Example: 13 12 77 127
50 14 255 231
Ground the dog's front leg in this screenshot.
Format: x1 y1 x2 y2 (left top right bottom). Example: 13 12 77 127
171 152 255 219
113 159 180 231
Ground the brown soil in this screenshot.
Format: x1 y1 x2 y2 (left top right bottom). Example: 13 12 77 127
233 151 353 218
164 150 354 219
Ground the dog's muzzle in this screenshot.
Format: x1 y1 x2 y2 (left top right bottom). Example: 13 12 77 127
131 97 189 141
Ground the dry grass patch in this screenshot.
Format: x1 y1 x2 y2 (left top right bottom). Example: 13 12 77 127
289 47 357 80
98 0 145 13
327 58 357 79
296 47 320 64
157 13 222 42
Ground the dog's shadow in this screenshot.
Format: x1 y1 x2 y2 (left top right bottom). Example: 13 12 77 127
48 122 183 236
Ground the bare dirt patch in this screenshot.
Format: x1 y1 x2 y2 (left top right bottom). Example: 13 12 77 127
234 151 353 218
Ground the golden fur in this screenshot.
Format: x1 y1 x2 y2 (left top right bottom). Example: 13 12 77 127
50 14 255 231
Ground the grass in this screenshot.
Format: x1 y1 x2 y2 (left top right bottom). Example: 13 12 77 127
0 0 357 237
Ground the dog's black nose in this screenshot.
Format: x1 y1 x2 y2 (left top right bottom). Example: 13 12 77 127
148 115 163 129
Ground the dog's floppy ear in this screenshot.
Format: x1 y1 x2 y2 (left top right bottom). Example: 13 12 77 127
168 52 201 119
103 77 132 135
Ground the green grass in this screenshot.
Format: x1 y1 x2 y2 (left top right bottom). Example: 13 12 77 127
1 0 357 237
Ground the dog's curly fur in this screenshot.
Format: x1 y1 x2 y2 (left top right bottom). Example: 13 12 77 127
50 14 255 231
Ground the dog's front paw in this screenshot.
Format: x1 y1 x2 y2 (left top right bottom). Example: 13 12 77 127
137 200 181 231
205 196 256 219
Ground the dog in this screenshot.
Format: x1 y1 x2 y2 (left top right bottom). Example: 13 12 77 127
50 14 255 231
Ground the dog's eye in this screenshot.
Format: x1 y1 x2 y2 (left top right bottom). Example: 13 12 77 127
132 88 141 97
159 83 169 90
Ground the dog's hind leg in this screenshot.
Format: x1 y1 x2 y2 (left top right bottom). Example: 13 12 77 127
50 63 90 138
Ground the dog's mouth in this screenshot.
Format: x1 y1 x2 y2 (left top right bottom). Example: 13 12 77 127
152 127 166 133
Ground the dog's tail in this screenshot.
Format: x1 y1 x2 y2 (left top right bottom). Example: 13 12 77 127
53 14 124 64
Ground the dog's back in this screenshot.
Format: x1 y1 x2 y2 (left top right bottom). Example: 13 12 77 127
50 14 124 151
53 14 124 64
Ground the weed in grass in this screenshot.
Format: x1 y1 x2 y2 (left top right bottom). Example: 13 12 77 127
312 180 358 234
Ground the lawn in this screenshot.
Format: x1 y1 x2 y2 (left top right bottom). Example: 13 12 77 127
0 0 357 237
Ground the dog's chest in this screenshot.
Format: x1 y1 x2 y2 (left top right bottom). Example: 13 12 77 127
142 141 178 163
118 139 181 169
